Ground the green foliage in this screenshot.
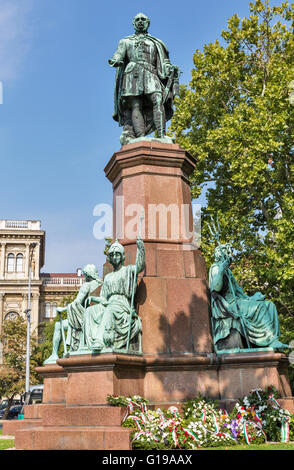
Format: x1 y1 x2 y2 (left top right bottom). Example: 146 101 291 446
170 0 294 376
104 237 114 256
182 392 219 417
0 316 43 413
106 394 148 407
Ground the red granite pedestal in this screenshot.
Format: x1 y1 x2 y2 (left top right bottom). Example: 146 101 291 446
9 141 294 450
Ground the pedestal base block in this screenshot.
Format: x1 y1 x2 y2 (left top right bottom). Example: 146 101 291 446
15 426 131 451
13 142 294 449
13 351 294 449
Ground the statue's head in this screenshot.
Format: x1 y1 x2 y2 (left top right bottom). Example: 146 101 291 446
107 239 125 268
82 264 102 283
132 12 150 33
214 243 233 264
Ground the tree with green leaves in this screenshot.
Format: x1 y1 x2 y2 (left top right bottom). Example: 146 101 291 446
0 317 43 418
170 0 294 351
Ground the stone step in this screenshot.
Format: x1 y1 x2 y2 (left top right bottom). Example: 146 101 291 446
24 403 64 419
2 419 43 436
15 426 131 450
278 398 294 413
41 405 126 427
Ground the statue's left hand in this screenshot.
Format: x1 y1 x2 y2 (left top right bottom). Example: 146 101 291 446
164 62 173 76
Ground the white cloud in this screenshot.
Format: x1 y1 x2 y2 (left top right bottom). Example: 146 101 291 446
0 0 35 81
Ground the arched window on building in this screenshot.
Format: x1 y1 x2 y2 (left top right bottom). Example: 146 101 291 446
7 253 15 272
52 302 57 318
45 303 51 318
4 312 19 321
16 253 24 272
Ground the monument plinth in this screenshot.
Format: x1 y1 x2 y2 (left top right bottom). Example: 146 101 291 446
105 141 212 356
8 141 293 450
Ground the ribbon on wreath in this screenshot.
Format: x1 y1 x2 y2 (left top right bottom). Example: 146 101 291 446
237 415 267 445
168 419 202 449
123 398 150 422
268 395 290 443
212 412 220 433
130 414 160 444
242 422 251 445
168 409 182 449
281 416 290 443
268 394 281 409
167 408 202 449
123 398 140 421
200 409 219 432
248 420 267 441
201 411 207 423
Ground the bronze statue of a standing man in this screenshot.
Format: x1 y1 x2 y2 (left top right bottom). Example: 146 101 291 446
109 13 180 145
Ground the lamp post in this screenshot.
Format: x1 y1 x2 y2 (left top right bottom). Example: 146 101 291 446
24 242 36 403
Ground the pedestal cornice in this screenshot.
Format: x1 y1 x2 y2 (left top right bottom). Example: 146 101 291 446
104 141 197 187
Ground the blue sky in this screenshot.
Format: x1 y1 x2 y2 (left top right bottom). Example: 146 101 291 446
0 0 256 274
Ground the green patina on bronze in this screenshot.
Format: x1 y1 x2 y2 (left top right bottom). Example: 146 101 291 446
109 13 180 145
208 219 288 353
43 237 145 364
43 265 103 364
83 237 145 354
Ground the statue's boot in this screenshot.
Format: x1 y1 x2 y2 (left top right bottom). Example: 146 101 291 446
153 106 166 138
43 322 62 365
91 340 104 352
151 92 166 138
43 352 59 365
131 100 145 137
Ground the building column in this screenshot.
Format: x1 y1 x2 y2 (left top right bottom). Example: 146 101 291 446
0 242 6 279
34 242 40 280
0 293 4 363
25 243 30 278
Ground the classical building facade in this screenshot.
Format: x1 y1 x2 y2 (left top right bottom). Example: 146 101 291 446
0 220 83 342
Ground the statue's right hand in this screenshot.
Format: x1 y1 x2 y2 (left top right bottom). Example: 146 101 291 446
108 59 123 67
85 297 92 308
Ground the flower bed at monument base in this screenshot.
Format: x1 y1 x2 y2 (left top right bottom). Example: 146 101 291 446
107 385 294 450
